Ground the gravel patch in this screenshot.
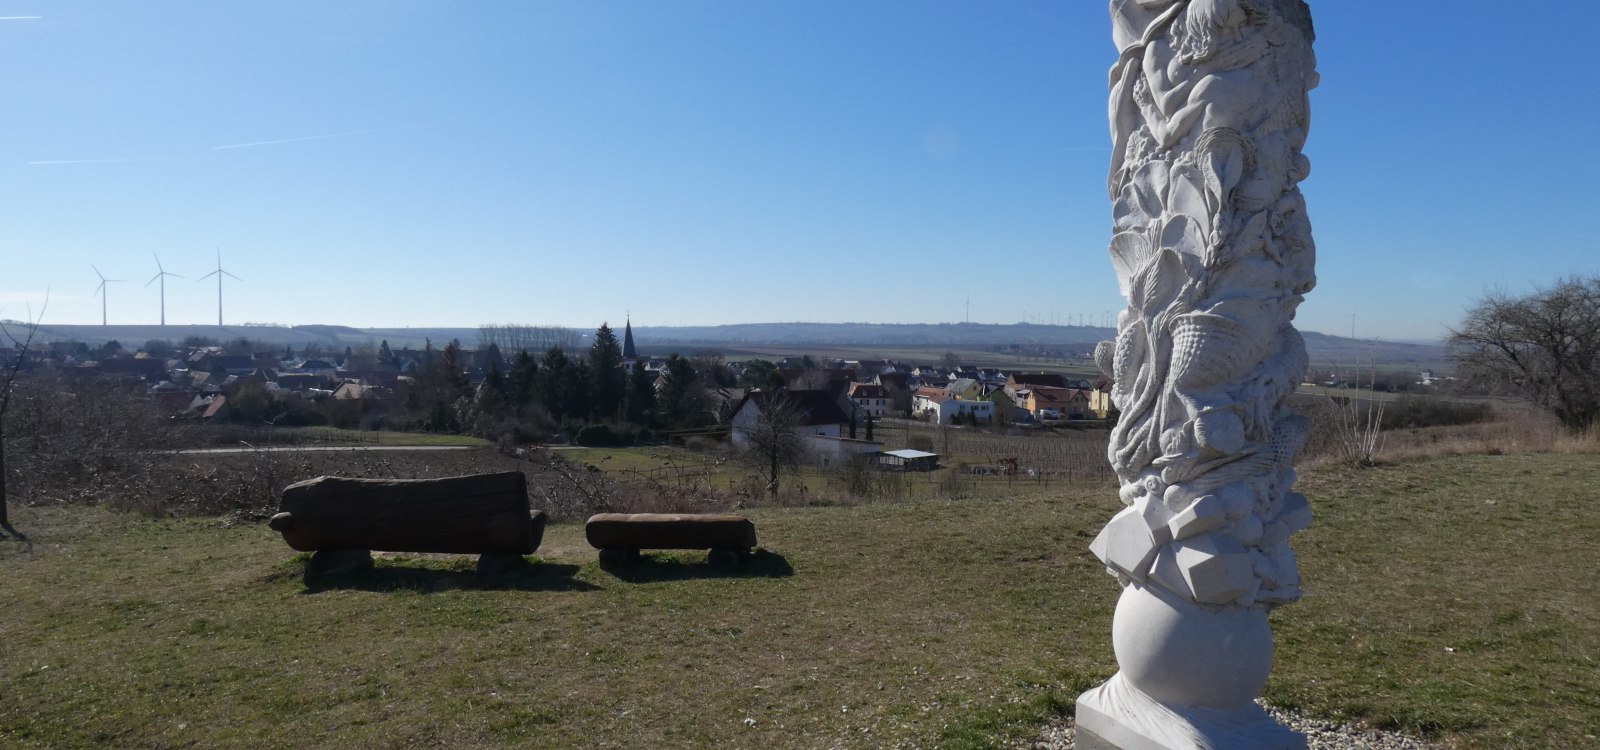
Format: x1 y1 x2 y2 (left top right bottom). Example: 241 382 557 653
1012 703 1442 750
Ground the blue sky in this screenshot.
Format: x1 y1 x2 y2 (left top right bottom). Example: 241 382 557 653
1 2 1595 342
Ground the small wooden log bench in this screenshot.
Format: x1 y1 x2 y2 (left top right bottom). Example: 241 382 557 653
269 472 546 576
585 513 757 565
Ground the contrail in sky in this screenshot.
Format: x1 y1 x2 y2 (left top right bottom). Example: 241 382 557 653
211 124 427 151
27 157 194 166
27 124 426 164
0 16 43 20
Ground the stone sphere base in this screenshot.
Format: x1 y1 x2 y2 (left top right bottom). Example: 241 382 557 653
1111 582 1274 710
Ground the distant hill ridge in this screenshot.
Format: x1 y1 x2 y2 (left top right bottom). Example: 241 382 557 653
6 321 1444 365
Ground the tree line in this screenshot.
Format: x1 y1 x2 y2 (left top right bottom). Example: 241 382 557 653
390 324 740 446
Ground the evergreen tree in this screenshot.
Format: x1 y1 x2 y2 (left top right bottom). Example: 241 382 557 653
625 359 655 424
658 353 705 428
508 350 538 416
142 338 175 359
378 339 395 367
480 342 503 372
537 346 571 419
589 323 625 420
740 359 783 391
419 339 469 432
438 339 470 393
477 358 508 418
564 360 594 422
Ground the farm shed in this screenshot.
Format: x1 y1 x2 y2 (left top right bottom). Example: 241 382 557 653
878 449 939 472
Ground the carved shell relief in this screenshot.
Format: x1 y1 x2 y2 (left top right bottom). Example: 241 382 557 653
1092 0 1317 610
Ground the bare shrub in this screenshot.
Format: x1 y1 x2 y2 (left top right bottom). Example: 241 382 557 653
1335 397 1386 466
1300 393 1387 466
824 455 909 502
897 422 1115 483
472 412 557 452
682 435 721 452
1381 395 1493 430
1305 406 1598 466
6 375 177 508
508 448 747 521
939 462 974 499
610 450 739 515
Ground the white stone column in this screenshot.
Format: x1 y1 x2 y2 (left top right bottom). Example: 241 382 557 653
1076 1 1319 748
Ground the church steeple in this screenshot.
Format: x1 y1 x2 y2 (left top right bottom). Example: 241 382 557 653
622 317 638 367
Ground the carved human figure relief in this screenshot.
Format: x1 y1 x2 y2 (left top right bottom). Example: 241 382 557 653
1077 1 1320 747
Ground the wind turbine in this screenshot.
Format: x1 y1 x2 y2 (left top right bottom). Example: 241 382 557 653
91 264 124 327
145 254 182 326
197 250 241 327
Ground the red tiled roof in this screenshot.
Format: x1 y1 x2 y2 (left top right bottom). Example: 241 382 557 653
1029 386 1085 405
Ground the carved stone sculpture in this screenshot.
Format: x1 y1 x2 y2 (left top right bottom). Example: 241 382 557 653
1076 1 1319 748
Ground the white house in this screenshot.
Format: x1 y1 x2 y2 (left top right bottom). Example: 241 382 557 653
912 386 995 425
729 389 852 451
803 435 884 466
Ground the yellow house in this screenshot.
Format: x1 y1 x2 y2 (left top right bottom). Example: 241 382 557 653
1024 386 1091 419
1089 380 1115 419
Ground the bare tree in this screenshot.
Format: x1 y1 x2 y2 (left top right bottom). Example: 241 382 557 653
690 350 735 387
734 393 808 497
479 324 581 355
1451 276 1600 432
792 368 832 391
1 299 47 534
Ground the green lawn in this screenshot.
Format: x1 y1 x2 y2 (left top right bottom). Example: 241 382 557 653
3 454 1597 749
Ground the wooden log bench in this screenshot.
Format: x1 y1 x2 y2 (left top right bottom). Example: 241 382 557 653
585 512 757 565
269 471 546 576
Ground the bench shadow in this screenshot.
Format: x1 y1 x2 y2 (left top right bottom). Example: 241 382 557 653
599 550 794 583
0 521 27 543
300 559 600 594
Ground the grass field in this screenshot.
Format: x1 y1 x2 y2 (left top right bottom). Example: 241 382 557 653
671 344 1104 381
3 453 1597 749
273 427 491 448
558 429 1115 505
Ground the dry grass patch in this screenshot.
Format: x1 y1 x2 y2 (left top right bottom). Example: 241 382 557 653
1273 453 1600 747
3 453 1598 749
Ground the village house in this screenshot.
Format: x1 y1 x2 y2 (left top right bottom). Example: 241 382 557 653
1024 385 1093 420
847 382 891 418
283 358 340 377
730 390 851 443
874 372 910 392
1090 377 1116 418
945 377 982 401
912 385 995 425
728 389 879 464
